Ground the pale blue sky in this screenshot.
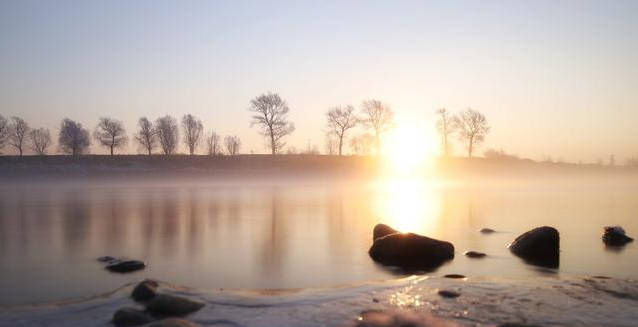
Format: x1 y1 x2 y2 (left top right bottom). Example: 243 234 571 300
1 1 637 160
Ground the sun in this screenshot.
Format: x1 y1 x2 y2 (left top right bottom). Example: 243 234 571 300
383 121 438 174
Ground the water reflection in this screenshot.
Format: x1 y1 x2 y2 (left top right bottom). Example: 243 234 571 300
0 179 637 305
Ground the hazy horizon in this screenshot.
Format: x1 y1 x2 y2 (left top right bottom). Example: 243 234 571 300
2 1 637 162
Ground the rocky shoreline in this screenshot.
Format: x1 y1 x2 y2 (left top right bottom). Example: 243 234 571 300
2 274 638 327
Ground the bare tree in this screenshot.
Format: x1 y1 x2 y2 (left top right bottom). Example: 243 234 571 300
350 134 374 155
134 117 157 155
326 105 358 156
29 128 52 155
453 108 490 158
248 92 295 154
155 115 179 155
435 108 456 157
93 117 127 155
181 114 203 155
205 131 221 156
324 134 337 155
8 116 30 156
0 114 9 154
59 118 91 155
224 135 241 155
360 100 394 154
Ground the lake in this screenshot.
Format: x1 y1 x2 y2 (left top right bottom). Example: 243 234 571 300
1 176 637 306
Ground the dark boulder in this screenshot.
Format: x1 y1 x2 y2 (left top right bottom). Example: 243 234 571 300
146 294 205 316
602 226 633 246
479 228 495 234
373 224 399 241
508 226 559 268
106 260 146 273
464 251 486 258
369 233 454 270
144 318 200 327
112 307 152 326
132 279 159 302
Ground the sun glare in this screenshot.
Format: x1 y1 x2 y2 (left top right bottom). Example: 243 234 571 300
384 121 439 174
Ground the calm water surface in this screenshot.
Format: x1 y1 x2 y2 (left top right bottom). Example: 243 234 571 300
1 177 637 305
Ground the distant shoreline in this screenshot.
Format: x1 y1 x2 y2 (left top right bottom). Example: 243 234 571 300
0 154 636 181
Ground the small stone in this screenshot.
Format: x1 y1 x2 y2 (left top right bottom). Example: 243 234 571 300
144 318 200 327
480 228 496 234
132 279 159 302
602 226 633 246
438 290 460 298
368 232 454 270
372 298 379 303
146 294 205 316
106 260 146 273
464 251 486 258
112 307 152 326
97 256 117 263
444 274 466 279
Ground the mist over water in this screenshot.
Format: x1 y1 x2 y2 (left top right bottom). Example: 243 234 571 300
0 175 637 306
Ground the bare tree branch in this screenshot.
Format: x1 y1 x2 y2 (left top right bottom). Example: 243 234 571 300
360 100 394 154
155 115 179 155
453 108 490 158
29 128 52 155
326 105 358 155
8 116 30 156
134 117 157 155
58 118 91 155
182 114 204 155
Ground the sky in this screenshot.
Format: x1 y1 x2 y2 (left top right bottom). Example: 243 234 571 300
1 1 637 161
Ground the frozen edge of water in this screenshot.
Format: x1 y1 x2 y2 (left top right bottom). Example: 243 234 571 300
2 274 638 327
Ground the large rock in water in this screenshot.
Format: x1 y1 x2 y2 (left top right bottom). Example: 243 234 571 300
602 226 634 246
146 294 205 316
508 226 559 268
373 224 399 241
369 233 454 270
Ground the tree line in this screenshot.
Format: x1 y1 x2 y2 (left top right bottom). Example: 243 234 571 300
0 92 490 158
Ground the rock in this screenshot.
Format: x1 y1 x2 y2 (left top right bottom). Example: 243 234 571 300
369 233 454 270
508 226 559 268
464 251 486 258
602 226 633 246
112 307 152 326
373 224 399 241
132 279 159 302
106 260 146 273
144 318 199 327
146 294 205 316
444 274 466 279
479 228 495 234
438 290 460 298
97 256 118 263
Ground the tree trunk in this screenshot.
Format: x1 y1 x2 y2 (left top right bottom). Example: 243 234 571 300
110 145 114 156
338 134 343 156
148 147 151 156
468 136 473 158
375 131 380 155
270 131 275 155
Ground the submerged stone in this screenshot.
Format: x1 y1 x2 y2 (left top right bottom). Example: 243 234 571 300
112 307 152 326
146 294 205 316
444 274 466 279
144 318 200 327
479 228 496 234
369 232 454 270
106 260 146 273
373 224 399 241
438 290 461 298
508 226 559 268
132 279 159 302
602 226 634 246
464 251 486 258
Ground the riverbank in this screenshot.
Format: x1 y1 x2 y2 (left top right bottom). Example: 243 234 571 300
2 274 637 326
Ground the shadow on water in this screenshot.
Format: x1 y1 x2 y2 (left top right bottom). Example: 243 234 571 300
515 253 560 269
